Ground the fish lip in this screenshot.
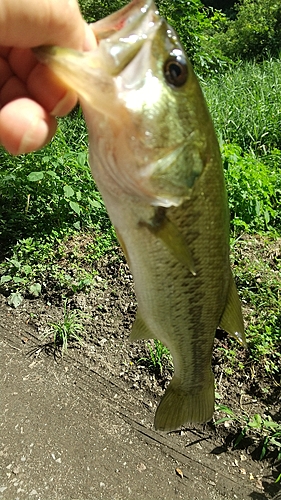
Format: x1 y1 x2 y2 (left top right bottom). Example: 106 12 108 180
94 0 160 75
34 0 160 77
93 0 157 42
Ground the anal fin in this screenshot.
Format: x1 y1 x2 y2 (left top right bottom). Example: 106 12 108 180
219 274 246 346
130 311 156 341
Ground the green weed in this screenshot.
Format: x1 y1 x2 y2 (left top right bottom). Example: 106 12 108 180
215 405 281 461
0 232 109 302
139 340 173 376
0 113 117 300
217 346 245 373
221 143 281 233
43 301 85 355
0 116 111 250
78 0 127 22
232 236 281 374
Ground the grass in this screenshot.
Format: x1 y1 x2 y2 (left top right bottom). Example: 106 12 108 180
215 405 281 461
203 58 281 153
138 340 173 376
42 300 85 355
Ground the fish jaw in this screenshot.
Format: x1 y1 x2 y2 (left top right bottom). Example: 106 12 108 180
34 0 160 121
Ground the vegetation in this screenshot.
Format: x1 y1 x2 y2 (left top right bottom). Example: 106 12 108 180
212 0 281 61
215 405 281 461
78 0 126 22
138 340 173 376
0 0 280 460
42 300 85 355
0 110 117 305
203 59 281 152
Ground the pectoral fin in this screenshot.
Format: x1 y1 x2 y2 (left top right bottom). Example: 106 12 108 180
219 275 246 346
140 208 196 275
130 311 157 341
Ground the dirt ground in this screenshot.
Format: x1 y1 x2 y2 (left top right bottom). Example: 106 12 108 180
0 252 280 500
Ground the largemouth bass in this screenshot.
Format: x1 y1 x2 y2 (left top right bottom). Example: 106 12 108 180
35 0 245 431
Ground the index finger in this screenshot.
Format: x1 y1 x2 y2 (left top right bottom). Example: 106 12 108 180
0 0 87 50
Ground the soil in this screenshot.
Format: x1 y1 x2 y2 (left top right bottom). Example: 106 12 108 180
1 247 280 500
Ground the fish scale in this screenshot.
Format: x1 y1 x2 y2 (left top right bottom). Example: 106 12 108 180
35 0 245 431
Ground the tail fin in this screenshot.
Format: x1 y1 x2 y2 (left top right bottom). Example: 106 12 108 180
154 375 215 432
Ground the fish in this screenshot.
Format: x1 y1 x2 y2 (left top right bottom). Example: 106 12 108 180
35 0 245 432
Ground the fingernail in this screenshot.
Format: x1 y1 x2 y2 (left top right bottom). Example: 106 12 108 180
17 116 49 155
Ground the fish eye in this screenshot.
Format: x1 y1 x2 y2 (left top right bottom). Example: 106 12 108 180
164 54 188 88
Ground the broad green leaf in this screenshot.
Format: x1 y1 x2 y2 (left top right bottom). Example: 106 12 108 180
0 275 12 284
264 211 270 224
77 152 87 167
27 171 44 182
8 292 24 308
13 276 25 283
64 185 75 198
88 197 101 209
9 259 21 269
22 264 32 275
46 170 60 179
29 283 41 297
69 201 81 215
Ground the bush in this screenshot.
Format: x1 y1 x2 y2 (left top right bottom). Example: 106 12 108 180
0 113 111 254
158 0 229 75
222 143 281 233
78 0 126 22
214 0 281 61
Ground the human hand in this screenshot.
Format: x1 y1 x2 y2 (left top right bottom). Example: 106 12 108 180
0 0 96 155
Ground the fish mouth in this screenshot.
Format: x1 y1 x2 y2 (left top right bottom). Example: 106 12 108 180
34 0 160 79
93 0 159 43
